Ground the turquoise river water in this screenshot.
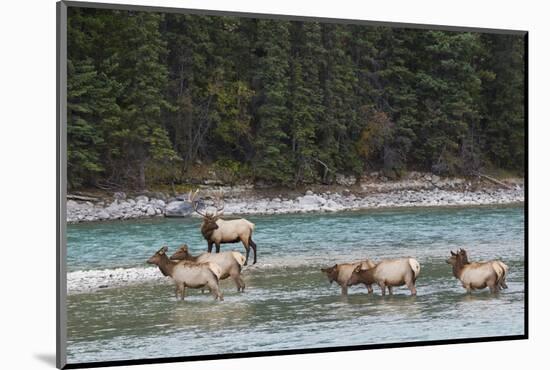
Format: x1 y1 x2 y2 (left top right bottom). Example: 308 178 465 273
66 205 525 364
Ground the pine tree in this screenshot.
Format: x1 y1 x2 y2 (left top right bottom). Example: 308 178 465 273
288 21 324 184
252 19 293 184
318 23 360 182
104 10 177 189
66 9 525 189
479 34 525 172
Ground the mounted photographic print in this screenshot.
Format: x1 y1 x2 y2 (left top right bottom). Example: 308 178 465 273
57 1 527 368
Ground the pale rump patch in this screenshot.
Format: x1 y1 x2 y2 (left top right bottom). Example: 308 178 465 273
408 258 421 278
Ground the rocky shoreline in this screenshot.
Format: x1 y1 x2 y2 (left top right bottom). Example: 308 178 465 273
67 174 524 223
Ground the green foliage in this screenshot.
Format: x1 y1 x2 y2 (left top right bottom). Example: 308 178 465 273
212 159 251 185
67 8 177 190
67 9 525 189
252 20 293 184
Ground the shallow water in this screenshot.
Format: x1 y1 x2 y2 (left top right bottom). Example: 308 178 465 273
66 205 525 364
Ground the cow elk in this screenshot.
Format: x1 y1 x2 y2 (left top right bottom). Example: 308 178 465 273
170 244 247 291
147 246 224 301
457 249 509 290
347 257 421 296
447 249 508 293
321 260 377 296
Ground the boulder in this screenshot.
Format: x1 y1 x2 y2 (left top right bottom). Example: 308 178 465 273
298 194 326 208
97 210 110 220
66 200 79 209
152 199 166 208
135 195 149 203
165 201 194 217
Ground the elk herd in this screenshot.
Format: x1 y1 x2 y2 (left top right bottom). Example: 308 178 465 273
146 190 510 301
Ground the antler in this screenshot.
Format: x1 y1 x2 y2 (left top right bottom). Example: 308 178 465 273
188 189 207 217
213 190 225 216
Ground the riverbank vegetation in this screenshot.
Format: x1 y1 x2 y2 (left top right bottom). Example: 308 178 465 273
67 8 525 190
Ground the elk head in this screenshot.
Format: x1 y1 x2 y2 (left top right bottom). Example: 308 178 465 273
446 250 458 265
321 264 339 284
188 189 225 239
458 248 470 264
147 246 168 265
170 244 190 260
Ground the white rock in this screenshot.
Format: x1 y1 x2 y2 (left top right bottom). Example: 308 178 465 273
135 195 149 202
97 211 110 219
67 200 79 209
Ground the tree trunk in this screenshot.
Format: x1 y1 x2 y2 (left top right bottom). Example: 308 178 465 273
138 159 146 190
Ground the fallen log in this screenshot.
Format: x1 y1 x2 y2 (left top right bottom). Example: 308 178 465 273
67 194 100 202
474 172 513 190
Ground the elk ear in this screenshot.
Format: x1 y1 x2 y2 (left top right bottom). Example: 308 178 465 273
354 266 362 273
160 246 168 254
450 250 456 256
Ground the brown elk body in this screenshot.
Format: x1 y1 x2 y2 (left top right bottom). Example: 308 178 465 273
457 249 508 290
170 244 246 291
446 249 503 293
147 246 223 301
347 258 421 296
321 260 377 296
189 190 258 265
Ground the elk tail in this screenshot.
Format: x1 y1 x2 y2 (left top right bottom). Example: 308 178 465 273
408 258 421 279
492 261 509 283
231 251 246 269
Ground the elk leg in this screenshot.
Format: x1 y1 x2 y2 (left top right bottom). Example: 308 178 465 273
365 284 373 294
406 281 417 296
207 241 213 253
243 245 251 266
341 285 348 296
215 243 221 253
249 238 257 264
232 273 243 292
175 284 180 300
379 282 386 296
388 286 393 295
210 282 223 301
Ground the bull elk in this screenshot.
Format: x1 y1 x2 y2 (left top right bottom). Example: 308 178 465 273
189 189 258 265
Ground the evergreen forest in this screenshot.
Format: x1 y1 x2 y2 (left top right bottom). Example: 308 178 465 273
67 8 525 189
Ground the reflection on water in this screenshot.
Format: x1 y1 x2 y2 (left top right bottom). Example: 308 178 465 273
66 205 525 364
